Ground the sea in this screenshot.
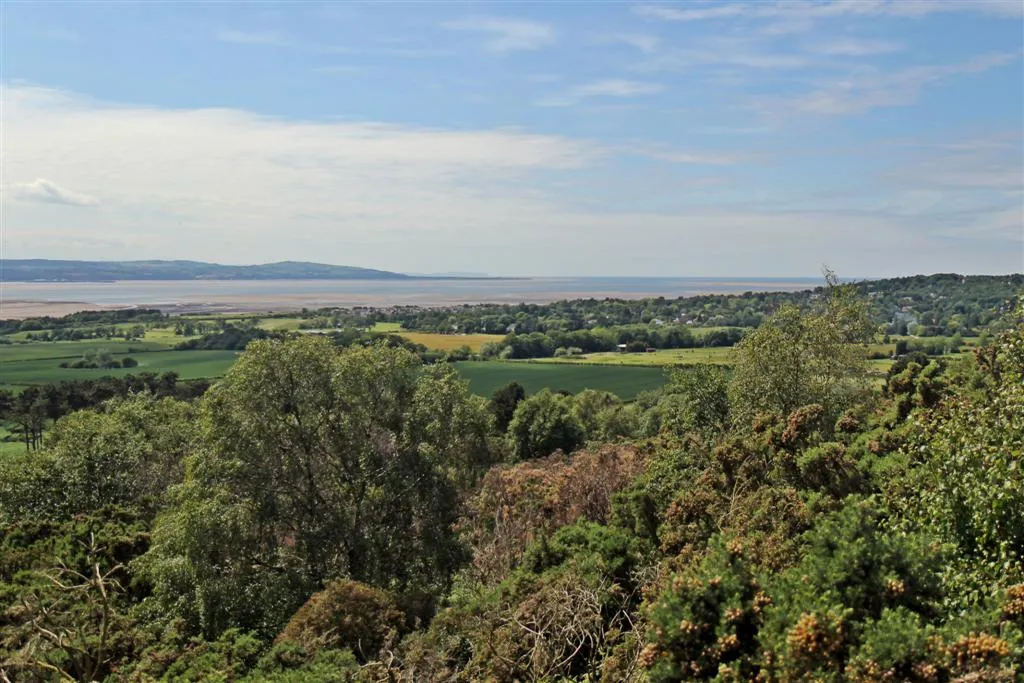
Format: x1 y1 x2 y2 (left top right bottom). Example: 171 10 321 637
1 277 822 313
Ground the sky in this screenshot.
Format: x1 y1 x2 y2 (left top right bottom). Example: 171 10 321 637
2 0 1023 277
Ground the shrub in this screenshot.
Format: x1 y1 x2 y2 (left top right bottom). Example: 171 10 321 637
276 580 404 664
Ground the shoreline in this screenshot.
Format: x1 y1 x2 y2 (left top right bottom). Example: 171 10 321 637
0 277 820 320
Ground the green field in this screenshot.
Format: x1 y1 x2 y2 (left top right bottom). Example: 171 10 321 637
0 349 239 389
0 339 172 362
0 425 24 455
453 361 666 399
533 347 735 367
256 317 308 331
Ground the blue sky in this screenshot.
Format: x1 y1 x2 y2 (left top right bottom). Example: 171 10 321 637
3 1 1022 277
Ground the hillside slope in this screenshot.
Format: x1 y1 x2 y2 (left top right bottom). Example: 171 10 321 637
2 259 410 282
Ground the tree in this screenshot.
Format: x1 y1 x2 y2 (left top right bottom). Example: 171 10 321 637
506 389 584 461
728 271 873 430
893 299 1024 609
0 395 195 522
141 338 478 638
489 381 526 433
410 363 496 488
572 389 621 441
653 365 729 439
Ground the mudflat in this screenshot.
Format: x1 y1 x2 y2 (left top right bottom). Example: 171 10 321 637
0 300 123 320
0 277 819 319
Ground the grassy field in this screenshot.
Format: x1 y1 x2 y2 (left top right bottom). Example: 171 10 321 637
0 425 24 456
256 317 308 331
0 350 239 389
453 361 666 399
533 347 735 367
0 339 172 362
368 323 504 352
401 332 505 352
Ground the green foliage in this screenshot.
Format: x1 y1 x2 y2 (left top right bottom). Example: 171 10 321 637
643 539 767 681
0 507 151 682
572 388 622 441
412 521 648 681
758 498 944 679
488 380 525 432
2 287 1021 681
506 388 584 461
892 302 1024 609
0 395 195 522
140 338 479 639
247 647 362 682
639 365 729 440
728 276 873 431
157 628 264 682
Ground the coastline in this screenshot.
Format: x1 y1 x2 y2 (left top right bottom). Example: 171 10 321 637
0 277 820 320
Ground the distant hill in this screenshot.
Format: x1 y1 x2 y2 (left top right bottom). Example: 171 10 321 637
1 259 411 282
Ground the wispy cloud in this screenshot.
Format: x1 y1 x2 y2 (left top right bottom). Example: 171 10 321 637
634 4 745 22
804 38 903 56
596 33 660 54
634 0 1024 24
632 33 814 73
887 133 1024 195
10 178 100 207
442 17 555 52
216 29 289 46
536 79 664 107
757 51 1021 117
633 148 753 165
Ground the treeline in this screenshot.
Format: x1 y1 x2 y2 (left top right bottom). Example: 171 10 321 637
58 350 138 369
0 372 211 450
291 273 1022 338
0 286 1022 681
23 324 148 342
0 308 166 334
174 324 277 350
484 325 746 359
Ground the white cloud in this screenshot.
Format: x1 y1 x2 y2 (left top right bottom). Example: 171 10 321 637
887 134 1024 194
757 52 1021 116
2 84 598 266
634 4 747 22
597 33 660 54
9 178 100 207
536 79 664 107
634 149 753 166
634 0 1023 24
805 38 903 56
634 35 813 72
442 17 555 52
4 84 1020 276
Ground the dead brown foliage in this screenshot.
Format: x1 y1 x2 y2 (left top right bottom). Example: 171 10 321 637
461 444 651 584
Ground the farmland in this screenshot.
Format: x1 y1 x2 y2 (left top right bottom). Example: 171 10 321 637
400 332 505 352
453 361 666 399
531 347 735 367
0 332 662 399
0 347 239 390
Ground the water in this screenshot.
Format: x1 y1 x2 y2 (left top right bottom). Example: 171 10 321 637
1 277 821 313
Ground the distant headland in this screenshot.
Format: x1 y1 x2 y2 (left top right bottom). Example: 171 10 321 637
1 259 433 282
